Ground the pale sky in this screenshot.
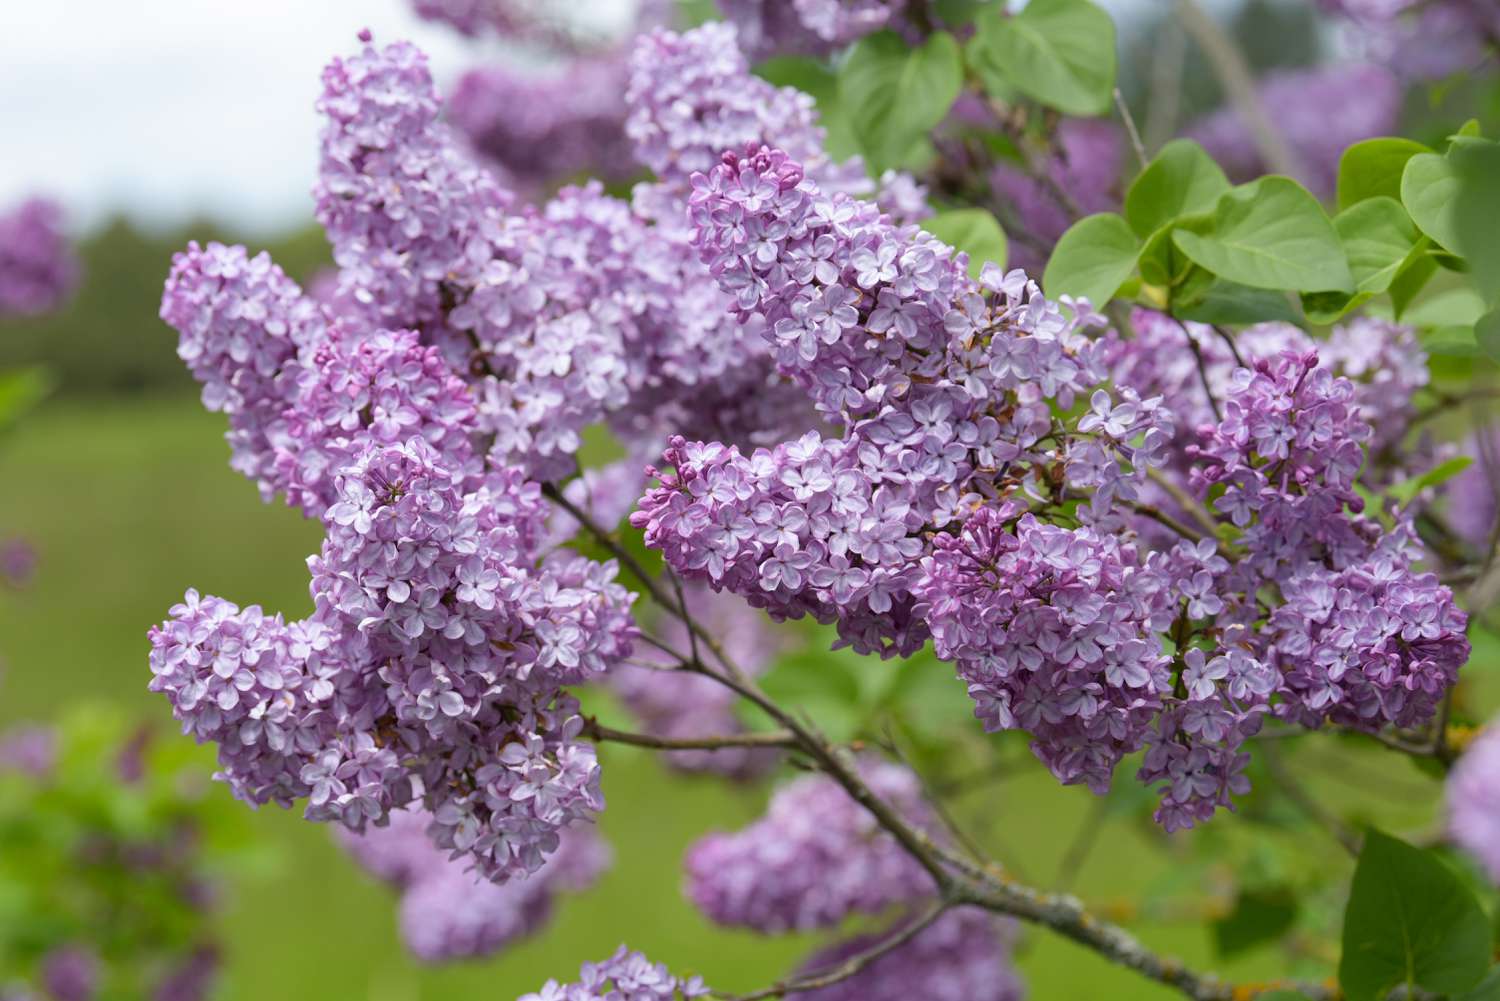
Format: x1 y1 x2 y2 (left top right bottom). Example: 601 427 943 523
0 0 1165 236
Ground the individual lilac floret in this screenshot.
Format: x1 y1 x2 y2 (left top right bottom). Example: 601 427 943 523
915 506 1175 794
611 584 787 778
794 909 1024 1001
1186 63 1401 197
341 807 609 962
989 120 1122 274
518 947 708 1001
0 197 78 318
161 242 329 499
684 758 939 932
1450 723 1500 882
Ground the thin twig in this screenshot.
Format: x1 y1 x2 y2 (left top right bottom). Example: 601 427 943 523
1174 317 1222 422
581 718 798 753
1129 501 1209 545
1113 88 1148 170
722 899 953 1001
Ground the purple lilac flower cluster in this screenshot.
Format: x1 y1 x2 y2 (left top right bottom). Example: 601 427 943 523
685 758 939 931
795 909 1024 1001
1449 430 1500 551
0 198 77 319
915 507 1177 795
1450 723 1500 881
411 0 610 51
637 146 1166 658
1186 63 1401 198
989 120 1123 275
518 947 708 1001
611 583 787 777
1104 310 1428 466
340 806 608 961
713 0 899 59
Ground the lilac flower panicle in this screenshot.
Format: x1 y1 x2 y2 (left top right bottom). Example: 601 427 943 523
685 759 939 931
0 198 78 317
714 0 899 59
161 242 329 498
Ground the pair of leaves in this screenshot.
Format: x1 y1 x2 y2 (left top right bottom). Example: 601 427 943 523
1044 140 1349 309
968 0 1117 116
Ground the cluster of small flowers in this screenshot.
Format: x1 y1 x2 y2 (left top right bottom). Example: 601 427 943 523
611 583 787 777
0 197 77 319
636 146 1166 655
989 120 1123 274
1186 63 1400 197
685 758 939 931
1449 723 1500 882
915 507 1177 794
411 0 614 51
1104 310 1427 467
149 438 634 880
713 0 899 59
519 947 708 1001
340 806 608 961
795 909 1024 1001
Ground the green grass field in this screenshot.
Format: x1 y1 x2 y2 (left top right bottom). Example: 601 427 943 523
0 395 1465 1000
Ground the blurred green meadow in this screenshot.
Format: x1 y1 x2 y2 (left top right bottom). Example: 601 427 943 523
0 221 1483 1000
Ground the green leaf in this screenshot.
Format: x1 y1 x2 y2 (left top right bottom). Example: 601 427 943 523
1404 286 1489 328
1339 828 1491 1001
1123 139 1231 238
1042 212 1139 305
1401 152 1463 253
839 31 963 172
1175 276 1298 325
1171 177 1354 293
1334 196 1420 294
1388 456 1475 505
1452 140 1500 306
1337 137 1431 210
968 0 1117 116
922 208 1007 276
1213 887 1298 959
